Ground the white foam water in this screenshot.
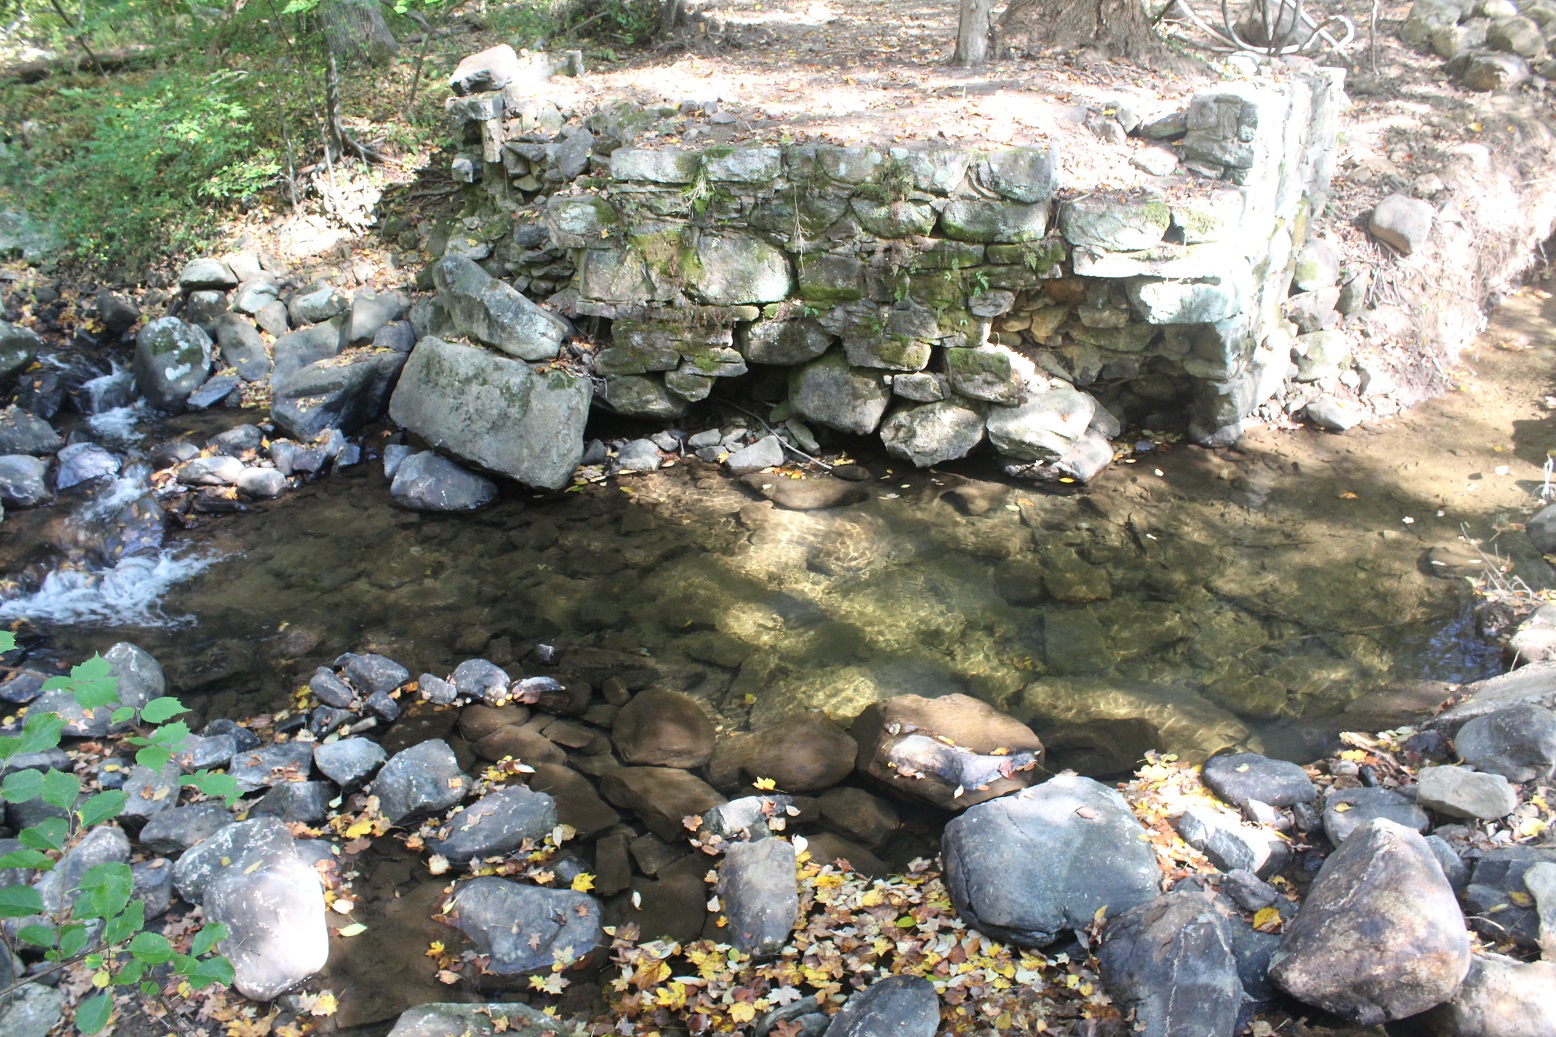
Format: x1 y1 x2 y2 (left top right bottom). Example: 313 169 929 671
86 403 147 447
0 549 219 628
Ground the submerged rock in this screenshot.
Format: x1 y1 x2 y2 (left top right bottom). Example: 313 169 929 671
853 693 1043 809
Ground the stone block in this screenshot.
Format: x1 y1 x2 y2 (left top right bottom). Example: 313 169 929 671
610 148 702 183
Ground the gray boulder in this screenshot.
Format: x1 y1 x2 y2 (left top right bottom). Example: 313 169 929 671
1202 752 1316 809
985 387 1095 461
0 321 40 384
942 774 1161 947
345 290 407 346
228 743 315 794
1174 804 1290 877
719 838 799 956
1097 891 1244 1037
179 258 238 291
0 983 65 1037
236 468 287 499
371 739 469 824
340 652 409 695
1527 504 1556 553
1369 194 1434 255
451 659 509 703
445 877 601 974
389 336 590 492
725 435 784 475
448 44 522 95
313 738 385 791
880 400 986 467
432 256 567 361
288 286 349 327
789 352 891 436
1463 845 1556 949
133 318 213 412
739 319 834 365
1324 786 1430 845
1268 819 1469 1025
139 802 235 856
390 451 499 512
1407 952 1556 1037
213 315 272 383
1454 704 1556 781
428 786 558 865
0 455 47 508
55 442 119 490
822 975 938 1037
270 319 344 388
271 350 407 440
0 408 61 455
1416 764 1517 820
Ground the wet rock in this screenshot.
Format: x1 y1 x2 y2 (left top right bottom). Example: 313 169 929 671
818 788 899 848
0 455 47 507
1453 704 1556 782
452 659 510 703
0 408 62 455
391 451 499 512
707 712 859 793
177 454 244 486
236 467 287 499
309 667 357 708
134 317 213 412
1407 952 1556 1037
389 336 590 492
1369 194 1435 254
272 350 406 440
1324 786 1430 845
445 876 601 974
428 786 558 865
372 739 469 824
612 689 717 768
340 652 411 696
1269 819 1469 1025
942 774 1161 948
699 794 792 844
739 472 869 510
615 438 664 472
420 672 458 705
385 1002 564 1037
719 838 799 956
1097 891 1243 1037
1463 845 1556 949
229 742 316 793
251 781 332 823
1416 764 1517 820
822 975 938 1037
1174 804 1290 877
852 693 1044 809
600 766 725 841
986 387 1095 461
1202 752 1317 809
527 763 620 838
54 442 119 490
139 802 235 855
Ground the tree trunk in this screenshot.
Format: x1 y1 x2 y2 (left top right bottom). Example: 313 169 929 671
998 0 1195 69
954 0 995 66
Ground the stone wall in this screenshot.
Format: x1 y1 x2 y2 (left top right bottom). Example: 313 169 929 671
433 52 1344 477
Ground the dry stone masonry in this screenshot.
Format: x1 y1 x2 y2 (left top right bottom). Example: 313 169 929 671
415 46 1344 486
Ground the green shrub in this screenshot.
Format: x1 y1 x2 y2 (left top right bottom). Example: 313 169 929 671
0 632 237 1033
0 69 278 271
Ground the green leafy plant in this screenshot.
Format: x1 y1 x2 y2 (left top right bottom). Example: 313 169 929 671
0 632 238 1033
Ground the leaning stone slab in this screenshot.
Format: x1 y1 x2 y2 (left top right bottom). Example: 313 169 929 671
942 774 1161 947
1429 661 1556 734
431 256 567 361
1269 818 1470 1025
389 336 591 492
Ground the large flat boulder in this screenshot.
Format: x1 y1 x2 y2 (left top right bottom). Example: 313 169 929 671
389 336 590 492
